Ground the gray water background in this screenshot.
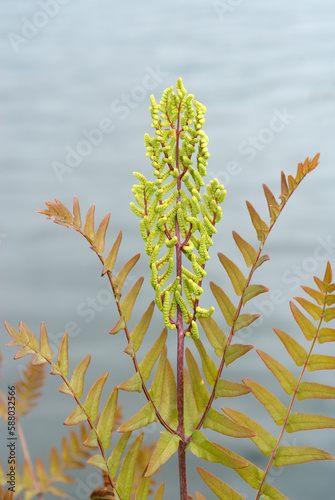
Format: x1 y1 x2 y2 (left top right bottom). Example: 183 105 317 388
1 1 335 498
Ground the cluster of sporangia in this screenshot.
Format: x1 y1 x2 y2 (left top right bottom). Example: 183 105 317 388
130 78 226 339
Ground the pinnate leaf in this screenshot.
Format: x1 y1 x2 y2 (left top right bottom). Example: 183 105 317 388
273 445 334 467
318 327 335 343
130 301 155 352
225 344 253 367
50 332 69 376
260 483 289 500
87 454 108 473
188 431 248 469
96 388 118 449
73 196 81 228
84 204 95 240
116 433 144 499
286 412 335 433
218 253 246 296
150 346 167 407
222 407 276 456
199 316 227 357
113 253 140 293
185 348 210 412
183 368 201 435
215 378 252 399
290 302 316 340
139 328 167 381
293 296 323 321
273 328 307 366
159 360 178 429
145 431 181 477
307 354 335 371
297 381 335 400
210 282 237 327
107 432 131 478
153 483 165 500
203 407 256 438
118 372 142 393
232 231 257 268
233 313 260 333
83 372 109 421
246 201 269 242
120 277 144 322
104 230 122 274
59 354 91 397
197 466 245 500
117 402 156 433
93 212 110 254
243 378 287 425
256 350 297 395
194 339 218 386
242 284 269 305
39 322 53 361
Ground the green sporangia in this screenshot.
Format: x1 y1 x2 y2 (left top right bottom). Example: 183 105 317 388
130 78 226 337
2 79 334 500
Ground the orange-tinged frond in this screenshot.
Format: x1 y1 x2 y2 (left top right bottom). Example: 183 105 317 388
117 372 142 393
323 260 332 285
185 348 210 413
242 284 269 306
39 323 53 361
93 212 111 254
210 282 237 327
300 285 324 305
83 205 95 240
83 372 109 421
72 197 81 228
273 328 307 366
222 407 276 456
263 184 279 217
159 360 178 429
35 457 50 487
215 379 252 399
153 483 165 500
120 276 144 322
59 354 91 397
16 362 46 418
189 431 248 469
113 253 141 293
253 254 271 271
115 433 144 499
273 445 334 467
203 408 256 438
50 332 68 376
199 316 227 357
225 344 254 367
286 412 335 433
64 405 87 426
246 201 269 243
307 354 335 371
183 368 201 435
297 381 335 400
108 316 125 335
145 432 181 477
104 229 122 274
117 402 156 433
260 483 289 500
138 328 167 382
217 253 246 296
197 466 245 500
280 171 289 196
324 306 335 322
243 379 287 425
194 492 207 500
130 301 155 352
290 302 317 340
233 313 260 333
107 432 132 478
194 339 218 386
96 388 118 449
87 454 108 474
318 327 335 343
232 231 257 268
19 322 39 351
150 346 167 407
293 297 323 322
256 350 297 395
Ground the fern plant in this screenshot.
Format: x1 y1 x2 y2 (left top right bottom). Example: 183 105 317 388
2 78 335 500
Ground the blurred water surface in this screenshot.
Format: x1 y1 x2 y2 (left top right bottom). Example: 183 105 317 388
1 1 335 498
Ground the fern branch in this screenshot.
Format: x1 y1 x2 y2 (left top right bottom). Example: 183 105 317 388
254 273 330 499
37 200 176 437
190 154 320 438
